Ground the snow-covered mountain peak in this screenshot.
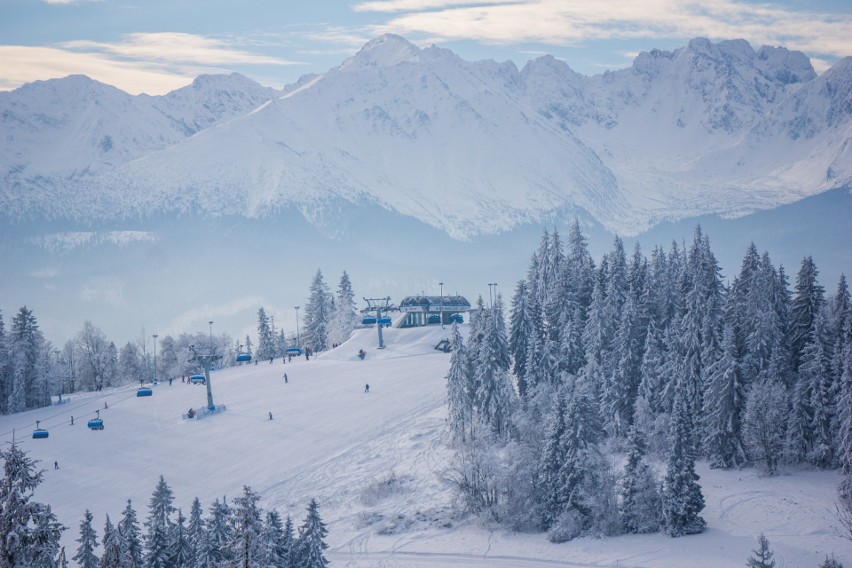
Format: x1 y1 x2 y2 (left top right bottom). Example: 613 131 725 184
341 33 422 71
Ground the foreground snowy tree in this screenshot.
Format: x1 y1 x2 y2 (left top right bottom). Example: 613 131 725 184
99 515 120 568
0 444 64 566
446 322 474 442
228 486 264 567
743 377 788 475
144 476 175 568
293 498 329 568
73 509 99 568
746 533 776 568
329 271 358 347
302 269 333 352
662 384 706 537
118 499 143 568
619 426 662 533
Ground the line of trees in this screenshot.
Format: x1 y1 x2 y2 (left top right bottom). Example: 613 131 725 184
0 443 330 568
74 475 328 568
0 310 245 415
445 221 852 544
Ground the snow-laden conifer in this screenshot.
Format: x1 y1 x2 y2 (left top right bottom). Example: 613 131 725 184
446 322 473 442
746 533 776 568
743 377 787 475
228 486 264 567
661 382 706 537
620 426 661 533
118 499 143 568
702 322 748 468
144 475 175 568
302 269 333 352
99 515 120 568
293 498 329 568
329 271 358 347
74 509 99 568
0 443 65 567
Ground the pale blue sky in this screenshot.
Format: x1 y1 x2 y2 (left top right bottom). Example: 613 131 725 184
1 0 850 94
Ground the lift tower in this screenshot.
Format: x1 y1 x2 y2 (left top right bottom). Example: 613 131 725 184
363 296 393 349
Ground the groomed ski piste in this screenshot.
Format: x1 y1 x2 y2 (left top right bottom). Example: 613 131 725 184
1 324 850 567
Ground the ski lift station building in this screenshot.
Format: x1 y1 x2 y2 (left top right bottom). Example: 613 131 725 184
399 295 471 327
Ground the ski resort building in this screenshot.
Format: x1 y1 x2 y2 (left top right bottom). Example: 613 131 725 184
399 295 471 327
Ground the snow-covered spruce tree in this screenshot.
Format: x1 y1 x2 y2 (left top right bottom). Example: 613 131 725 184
256 307 275 360
205 497 233 566
603 286 646 439
260 510 289 567
702 322 748 469
8 306 52 412
0 443 64 566
802 310 835 468
118 499 143 568
185 497 204 568
144 475 175 568
819 554 844 568
539 377 612 542
99 515 120 568
446 321 474 442
293 498 329 568
73 509 99 568
474 301 516 440
661 382 706 537
281 515 295 566
0 310 10 414
509 279 534 396
743 376 788 475
167 509 192 568
790 256 826 374
329 271 358 347
838 322 852 476
227 486 264 567
746 533 776 568
620 426 662 534
302 269 333 353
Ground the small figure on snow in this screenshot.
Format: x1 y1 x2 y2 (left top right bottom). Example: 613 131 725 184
54 461 58 470
364 384 370 393
187 408 195 419
268 411 273 420
270 357 273 364
70 416 74 425
358 349 366 360
104 402 108 409
284 373 288 383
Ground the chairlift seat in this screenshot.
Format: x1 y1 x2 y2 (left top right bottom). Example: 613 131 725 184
32 430 49 439
362 316 377 325
87 419 104 430
136 388 153 397
190 375 206 384
236 353 252 362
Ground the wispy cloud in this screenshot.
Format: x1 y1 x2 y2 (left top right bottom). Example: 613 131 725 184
0 32 301 95
357 0 852 61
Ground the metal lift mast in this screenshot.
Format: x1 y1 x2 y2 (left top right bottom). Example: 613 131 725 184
363 296 393 349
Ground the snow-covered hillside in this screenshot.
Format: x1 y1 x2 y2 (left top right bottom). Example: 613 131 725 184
1 35 849 237
2 325 849 567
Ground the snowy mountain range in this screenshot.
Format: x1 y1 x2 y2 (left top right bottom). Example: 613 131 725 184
2 35 849 238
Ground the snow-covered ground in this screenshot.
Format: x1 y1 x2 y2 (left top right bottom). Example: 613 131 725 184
2 325 850 567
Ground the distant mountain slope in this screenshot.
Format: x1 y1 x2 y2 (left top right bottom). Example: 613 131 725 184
1 35 849 236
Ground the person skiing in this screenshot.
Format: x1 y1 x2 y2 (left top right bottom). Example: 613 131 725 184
54 461 58 470
70 416 74 425
284 373 288 383
364 383 370 393
268 411 273 420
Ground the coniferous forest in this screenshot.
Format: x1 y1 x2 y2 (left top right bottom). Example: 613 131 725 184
445 222 852 543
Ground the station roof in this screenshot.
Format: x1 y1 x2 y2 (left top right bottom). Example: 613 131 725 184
399 295 471 311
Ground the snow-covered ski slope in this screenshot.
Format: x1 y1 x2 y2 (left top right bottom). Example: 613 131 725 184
1 325 850 567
